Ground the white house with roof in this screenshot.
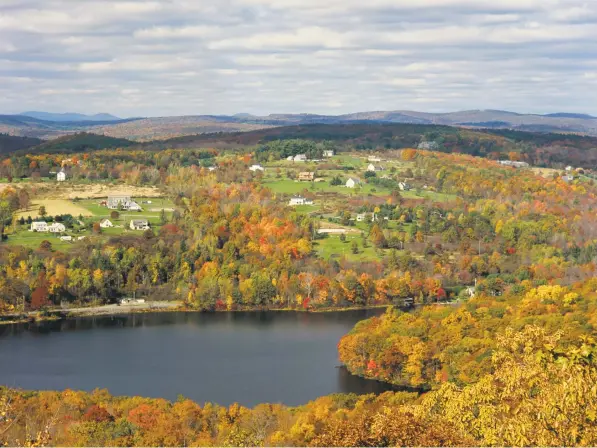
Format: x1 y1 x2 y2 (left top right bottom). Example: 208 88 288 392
48 223 66 233
323 149 334 157
107 195 142 211
289 196 314 206
130 219 150 230
30 221 49 232
367 163 385 172
398 181 411 191
346 177 361 188
356 212 377 222
107 195 131 209
562 174 575 182
99 218 114 228
249 164 264 172
293 154 307 162
57 169 67 182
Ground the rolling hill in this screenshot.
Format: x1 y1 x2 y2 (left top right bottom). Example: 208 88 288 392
0 134 43 155
0 114 142 139
23 132 135 154
2 109 597 141
21 111 122 122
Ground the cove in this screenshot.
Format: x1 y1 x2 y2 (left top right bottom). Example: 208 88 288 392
0 310 396 407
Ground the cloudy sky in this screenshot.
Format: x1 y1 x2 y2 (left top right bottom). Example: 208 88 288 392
1 0 597 117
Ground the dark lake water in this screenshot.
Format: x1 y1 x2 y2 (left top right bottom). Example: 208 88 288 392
0 310 396 407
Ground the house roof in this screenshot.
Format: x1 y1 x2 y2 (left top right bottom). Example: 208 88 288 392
132 219 148 225
347 177 361 183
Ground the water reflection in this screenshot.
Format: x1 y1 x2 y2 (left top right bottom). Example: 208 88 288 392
0 310 398 406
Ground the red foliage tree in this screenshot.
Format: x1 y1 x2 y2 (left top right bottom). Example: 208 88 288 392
82 405 113 423
30 286 49 310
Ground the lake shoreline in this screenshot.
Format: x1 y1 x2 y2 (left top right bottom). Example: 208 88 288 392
0 302 394 325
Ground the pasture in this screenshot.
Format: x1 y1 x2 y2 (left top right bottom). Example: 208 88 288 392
313 234 381 262
17 199 92 219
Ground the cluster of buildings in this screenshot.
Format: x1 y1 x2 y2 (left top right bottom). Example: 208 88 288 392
288 196 314 206
99 218 149 230
30 222 66 233
102 195 143 212
285 150 334 162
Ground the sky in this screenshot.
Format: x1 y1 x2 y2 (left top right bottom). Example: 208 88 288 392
1 0 597 118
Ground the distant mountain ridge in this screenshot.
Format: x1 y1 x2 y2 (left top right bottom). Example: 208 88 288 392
21 111 122 122
2 109 597 140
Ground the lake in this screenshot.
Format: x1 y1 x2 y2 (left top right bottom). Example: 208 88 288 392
0 310 396 407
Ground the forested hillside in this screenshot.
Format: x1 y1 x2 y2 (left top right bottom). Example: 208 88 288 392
24 133 135 154
144 123 597 168
0 133 42 154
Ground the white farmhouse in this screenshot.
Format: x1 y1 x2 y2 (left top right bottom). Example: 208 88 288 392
398 181 411 191
293 154 307 162
99 218 114 228
249 164 264 172
56 169 67 182
288 196 314 206
356 212 377 222
367 164 384 172
130 219 150 230
107 195 142 211
48 223 66 233
127 201 142 211
107 195 132 209
30 221 49 232
323 149 334 157
345 177 361 188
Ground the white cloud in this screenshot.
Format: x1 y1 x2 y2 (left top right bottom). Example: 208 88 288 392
0 0 596 116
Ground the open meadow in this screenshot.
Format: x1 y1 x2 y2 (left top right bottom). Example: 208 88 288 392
16 199 92 219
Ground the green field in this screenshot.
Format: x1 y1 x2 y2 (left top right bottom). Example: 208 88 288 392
313 234 382 261
6 196 176 251
262 179 392 197
76 197 175 220
292 204 321 214
6 231 76 251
